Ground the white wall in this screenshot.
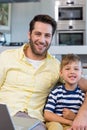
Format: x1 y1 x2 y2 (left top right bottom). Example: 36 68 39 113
4 0 87 45
86 0 87 44
9 0 55 43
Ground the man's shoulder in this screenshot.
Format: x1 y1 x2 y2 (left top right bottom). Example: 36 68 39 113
0 46 23 62
0 47 19 56
0 44 25 56
47 53 60 65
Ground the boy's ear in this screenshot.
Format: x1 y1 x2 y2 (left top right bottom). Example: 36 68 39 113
59 70 62 77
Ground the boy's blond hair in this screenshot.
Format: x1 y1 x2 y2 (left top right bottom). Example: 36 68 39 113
60 54 82 70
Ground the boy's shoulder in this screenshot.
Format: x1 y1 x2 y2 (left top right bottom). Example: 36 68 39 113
51 84 63 93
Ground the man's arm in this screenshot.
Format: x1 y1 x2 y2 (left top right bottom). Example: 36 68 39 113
78 77 87 91
68 92 87 130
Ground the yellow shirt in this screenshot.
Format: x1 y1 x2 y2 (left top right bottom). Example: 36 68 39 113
0 44 60 121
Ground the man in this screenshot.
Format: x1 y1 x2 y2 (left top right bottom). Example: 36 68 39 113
0 14 87 130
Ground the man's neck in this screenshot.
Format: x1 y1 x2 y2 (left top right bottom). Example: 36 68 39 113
24 45 46 60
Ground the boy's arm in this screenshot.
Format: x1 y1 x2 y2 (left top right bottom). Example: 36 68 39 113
63 108 76 121
44 110 72 126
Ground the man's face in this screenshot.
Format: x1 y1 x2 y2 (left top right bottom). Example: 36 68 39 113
28 22 53 57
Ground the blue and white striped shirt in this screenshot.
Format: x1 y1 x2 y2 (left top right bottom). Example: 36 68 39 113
44 85 85 116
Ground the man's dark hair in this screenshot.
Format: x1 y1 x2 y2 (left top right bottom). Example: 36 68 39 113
29 14 57 36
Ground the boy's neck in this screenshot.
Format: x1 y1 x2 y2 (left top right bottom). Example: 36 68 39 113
64 83 78 91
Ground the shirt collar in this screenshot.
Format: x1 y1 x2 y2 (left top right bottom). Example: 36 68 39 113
19 43 52 61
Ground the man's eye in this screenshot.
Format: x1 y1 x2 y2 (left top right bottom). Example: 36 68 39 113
46 34 51 38
35 33 40 36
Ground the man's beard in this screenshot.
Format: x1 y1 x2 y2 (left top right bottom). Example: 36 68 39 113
29 39 51 56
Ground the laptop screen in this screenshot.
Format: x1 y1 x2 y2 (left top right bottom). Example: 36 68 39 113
0 104 41 130
0 104 15 130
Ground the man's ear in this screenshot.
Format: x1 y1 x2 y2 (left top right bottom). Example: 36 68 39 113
28 32 30 40
81 71 83 75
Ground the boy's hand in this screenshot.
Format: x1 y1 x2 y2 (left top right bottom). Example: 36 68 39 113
63 108 76 120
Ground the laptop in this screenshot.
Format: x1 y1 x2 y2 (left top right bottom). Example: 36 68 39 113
0 104 41 130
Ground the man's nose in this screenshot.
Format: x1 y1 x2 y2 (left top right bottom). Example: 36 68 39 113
39 35 45 43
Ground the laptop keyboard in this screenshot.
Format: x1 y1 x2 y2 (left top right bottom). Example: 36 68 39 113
14 125 24 130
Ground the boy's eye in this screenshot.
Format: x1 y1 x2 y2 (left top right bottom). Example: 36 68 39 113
74 68 79 70
65 68 70 70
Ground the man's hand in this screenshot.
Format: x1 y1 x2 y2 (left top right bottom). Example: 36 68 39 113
67 115 87 130
67 94 87 130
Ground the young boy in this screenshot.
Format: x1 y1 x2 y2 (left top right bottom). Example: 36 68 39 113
44 54 85 130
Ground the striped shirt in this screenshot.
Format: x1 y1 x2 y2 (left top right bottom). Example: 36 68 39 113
44 85 85 116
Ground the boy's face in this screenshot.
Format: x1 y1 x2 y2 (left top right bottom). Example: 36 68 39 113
60 61 82 86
